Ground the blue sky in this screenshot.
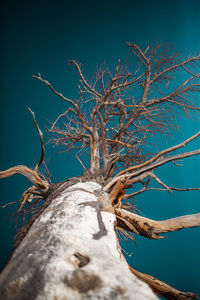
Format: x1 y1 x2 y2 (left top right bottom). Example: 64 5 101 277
1 0 200 296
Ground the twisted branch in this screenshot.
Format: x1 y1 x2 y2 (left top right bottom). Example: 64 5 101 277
129 266 198 300
115 208 200 239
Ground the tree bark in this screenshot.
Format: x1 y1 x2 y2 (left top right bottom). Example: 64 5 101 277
0 181 157 300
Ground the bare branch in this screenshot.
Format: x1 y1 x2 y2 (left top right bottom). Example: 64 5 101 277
105 138 136 148
69 60 102 98
18 186 41 212
75 153 87 171
28 107 45 170
0 165 49 191
33 73 93 135
115 130 200 178
129 266 198 300
150 173 172 193
128 43 149 65
33 73 75 106
0 200 21 208
147 83 200 108
130 148 200 180
105 146 200 191
150 53 200 84
50 107 77 130
115 208 200 239
124 186 200 198
108 71 145 92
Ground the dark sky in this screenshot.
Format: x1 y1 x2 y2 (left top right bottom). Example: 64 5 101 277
1 0 200 296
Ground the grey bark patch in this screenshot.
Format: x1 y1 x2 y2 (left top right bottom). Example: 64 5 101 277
10 177 82 261
109 286 126 298
0 267 46 300
74 252 90 268
1 181 158 300
0 278 21 299
63 269 102 293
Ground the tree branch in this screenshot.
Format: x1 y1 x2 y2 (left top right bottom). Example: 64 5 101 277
125 148 200 187
28 107 45 170
33 73 75 106
115 130 200 178
150 53 200 84
129 266 198 300
124 186 200 198
69 60 102 98
33 73 92 134
0 166 49 191
115 208 200 239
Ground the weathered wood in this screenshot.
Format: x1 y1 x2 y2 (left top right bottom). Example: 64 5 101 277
0 181 157 300
129 267 198 300
115 208 200 239
0 166 49 191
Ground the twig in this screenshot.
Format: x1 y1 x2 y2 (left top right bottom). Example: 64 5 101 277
115 130 200 178
28 107 45 170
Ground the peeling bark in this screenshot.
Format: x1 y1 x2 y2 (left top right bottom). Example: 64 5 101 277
0 181 158 300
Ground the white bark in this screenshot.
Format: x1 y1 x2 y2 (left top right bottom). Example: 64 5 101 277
0 181 157 300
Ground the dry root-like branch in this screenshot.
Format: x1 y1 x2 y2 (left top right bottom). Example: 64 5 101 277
104 130 200 191
0 166 49 191
116 130 200 178
0 200 21 209
0 109 49 211
115 208 200 239
0 165 49 211
28 107 45 170
129 266 198 300
124 185 200 198
18 186 43 212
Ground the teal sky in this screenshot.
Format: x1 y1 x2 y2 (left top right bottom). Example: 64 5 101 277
1 0 200 296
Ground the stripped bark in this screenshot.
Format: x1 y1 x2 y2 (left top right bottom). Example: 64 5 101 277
0 182 158 300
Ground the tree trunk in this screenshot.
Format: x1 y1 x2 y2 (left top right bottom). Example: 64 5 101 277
0 180 157 300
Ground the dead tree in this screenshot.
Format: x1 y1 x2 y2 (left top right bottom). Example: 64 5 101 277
0 43 200 300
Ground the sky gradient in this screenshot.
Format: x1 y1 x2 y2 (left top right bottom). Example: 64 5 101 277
1 0 200 297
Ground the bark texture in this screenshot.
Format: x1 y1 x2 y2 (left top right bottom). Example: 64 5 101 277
0 181 157 300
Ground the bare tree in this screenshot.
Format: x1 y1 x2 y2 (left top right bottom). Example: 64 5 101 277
0 43 200 300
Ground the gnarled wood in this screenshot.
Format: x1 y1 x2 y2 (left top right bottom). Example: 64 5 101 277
115 208 200 239
0 165 49 191
129 266 198 300
109 181 125 207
